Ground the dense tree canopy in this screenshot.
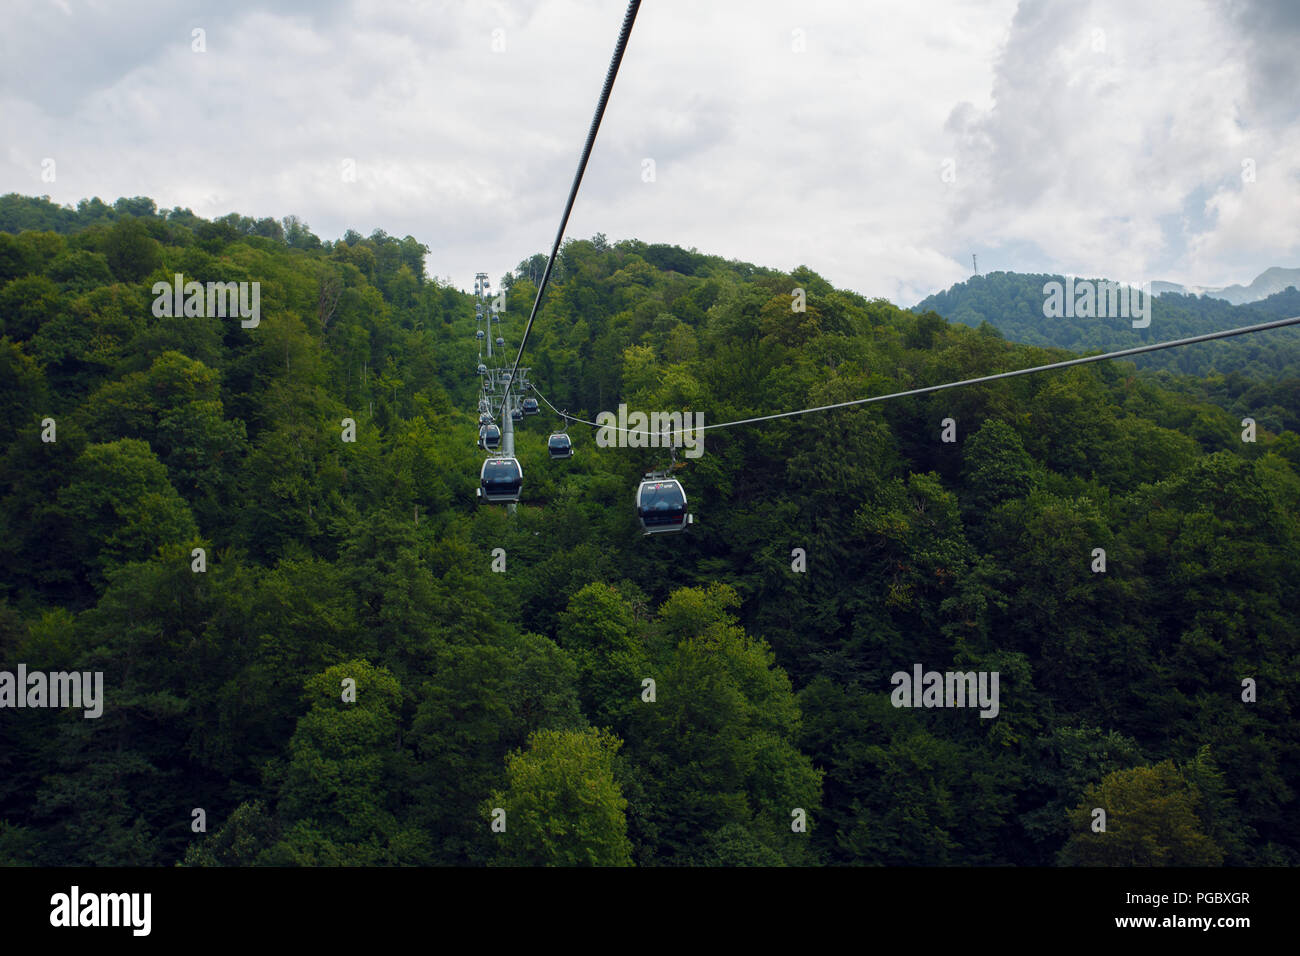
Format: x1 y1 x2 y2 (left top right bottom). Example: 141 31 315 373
0 194 1297 866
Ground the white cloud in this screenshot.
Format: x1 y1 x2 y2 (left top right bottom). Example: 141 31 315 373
1 0 1295 301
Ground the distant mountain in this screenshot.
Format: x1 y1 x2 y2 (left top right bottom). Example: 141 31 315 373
913 270 1300 379
1151 266 1300 305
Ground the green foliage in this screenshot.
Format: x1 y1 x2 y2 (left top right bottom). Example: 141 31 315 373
182 800 282 867
622 585 823 865
487 728 633 866
0 199 1297 867
57 439 198 586
1059 758 1226 866
556 582 646 728
273 661 413 863
103 217 162 282
0 275 61 339
917 270 1300 381
962 418 1035 516
408 632 585 864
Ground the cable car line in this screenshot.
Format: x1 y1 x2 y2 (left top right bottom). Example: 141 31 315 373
467 0 1300 531
528 313 1300 438
501 0 641 413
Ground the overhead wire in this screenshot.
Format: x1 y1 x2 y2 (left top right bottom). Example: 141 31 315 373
480 0 1300 449
501 0 641 411
530 313 1300 437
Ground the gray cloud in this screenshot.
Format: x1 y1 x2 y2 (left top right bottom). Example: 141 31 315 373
1 0 1295 300
1228 0 1300 120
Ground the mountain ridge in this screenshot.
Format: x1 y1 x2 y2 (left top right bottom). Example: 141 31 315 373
913 270 1300 381
1150 266 1300 305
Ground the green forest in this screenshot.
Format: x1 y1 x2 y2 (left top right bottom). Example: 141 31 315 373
916 271 1300 435
1 193 1297 866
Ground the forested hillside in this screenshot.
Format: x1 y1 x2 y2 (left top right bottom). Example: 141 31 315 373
915 271 1300 381
2 194 1298 866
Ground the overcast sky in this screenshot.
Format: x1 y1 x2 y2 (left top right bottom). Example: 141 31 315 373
3 0 1297 304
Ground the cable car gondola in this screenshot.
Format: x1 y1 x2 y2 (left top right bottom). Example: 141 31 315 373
636 477 693 535
478 423 501 450
547 432 573 459
477 363 487 375
476 329 484 340
510 407 523 422
478 456 522 503
522 397 539 415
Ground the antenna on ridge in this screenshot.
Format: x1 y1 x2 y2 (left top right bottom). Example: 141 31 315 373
972 254 978 276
